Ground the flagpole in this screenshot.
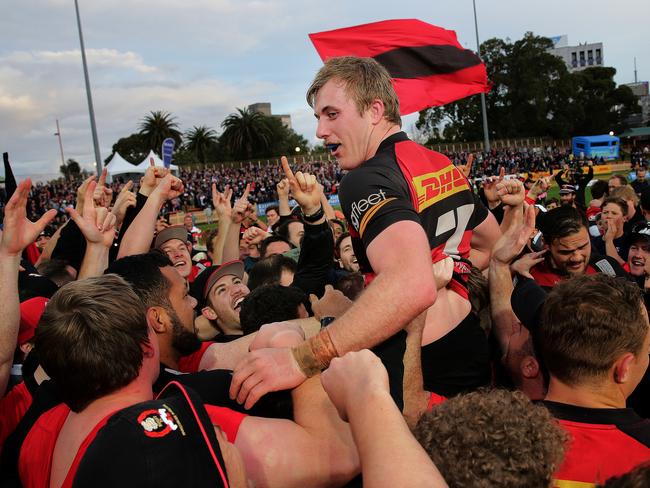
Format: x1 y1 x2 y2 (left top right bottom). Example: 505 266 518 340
472 0 490 152
74 0 102 176
54 119 66 168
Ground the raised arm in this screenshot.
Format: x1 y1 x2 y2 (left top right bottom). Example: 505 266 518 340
117 174 183 258
488 204 539 356
221 185 251 263
0 179 56 396
321 350 447 488
234 328 358 488
67 179 117 279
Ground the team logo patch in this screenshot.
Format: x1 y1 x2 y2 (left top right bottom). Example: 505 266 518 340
138 407 179 438
412 166 469 212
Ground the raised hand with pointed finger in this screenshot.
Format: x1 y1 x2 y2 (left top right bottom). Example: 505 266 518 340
232 184 251 224
110 180 136 227
0 179 57 257
281 156 322 215
68 180 117 248
93 168 114 208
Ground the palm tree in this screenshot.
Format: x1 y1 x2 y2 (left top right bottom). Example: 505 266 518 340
138 111 182 154
185 126 218 164
220 107 273 160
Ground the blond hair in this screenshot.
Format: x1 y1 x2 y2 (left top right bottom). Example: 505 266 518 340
306 56 401 126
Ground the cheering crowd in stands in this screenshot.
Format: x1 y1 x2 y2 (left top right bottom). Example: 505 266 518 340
3 143 628 226
2 55 650 488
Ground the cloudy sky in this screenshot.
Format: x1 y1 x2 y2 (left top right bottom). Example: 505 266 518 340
1 0 648 181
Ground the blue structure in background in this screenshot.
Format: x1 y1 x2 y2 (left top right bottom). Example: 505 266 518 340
572 134 620 160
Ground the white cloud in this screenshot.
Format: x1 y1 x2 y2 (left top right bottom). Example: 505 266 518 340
1 49 157 73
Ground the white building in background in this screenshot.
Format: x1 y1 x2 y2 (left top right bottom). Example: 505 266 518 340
548 35 604 72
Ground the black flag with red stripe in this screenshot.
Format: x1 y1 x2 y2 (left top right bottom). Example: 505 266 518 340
309 19 490 115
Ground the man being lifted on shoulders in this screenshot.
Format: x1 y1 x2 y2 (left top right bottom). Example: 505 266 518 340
231 56 498 408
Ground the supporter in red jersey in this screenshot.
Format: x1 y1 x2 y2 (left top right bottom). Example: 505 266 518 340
530 206 626 290
537 274 650 486
19 275 358 488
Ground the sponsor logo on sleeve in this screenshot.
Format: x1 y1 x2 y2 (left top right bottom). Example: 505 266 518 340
349 189 397 237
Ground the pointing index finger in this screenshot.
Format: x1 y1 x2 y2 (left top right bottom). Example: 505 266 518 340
242 183 251 200
120 180 134 193
281 156 295 181
98 167 107 188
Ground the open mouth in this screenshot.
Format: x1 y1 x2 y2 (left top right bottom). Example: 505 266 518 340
326 143 341 154
233 297 245 309
173 260 186 268
631 258 645 267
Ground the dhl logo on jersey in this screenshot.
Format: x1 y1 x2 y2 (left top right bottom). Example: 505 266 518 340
412 166 469 212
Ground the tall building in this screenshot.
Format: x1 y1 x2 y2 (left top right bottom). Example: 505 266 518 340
548 35 604 72
248 102 292 129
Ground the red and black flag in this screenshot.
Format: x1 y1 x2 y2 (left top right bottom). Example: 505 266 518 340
309 19 490 115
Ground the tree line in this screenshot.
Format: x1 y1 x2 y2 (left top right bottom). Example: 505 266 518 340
106 107 310 166
416 33 640 145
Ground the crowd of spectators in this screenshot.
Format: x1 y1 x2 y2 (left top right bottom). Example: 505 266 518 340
5 145 647 225
1 136 650 487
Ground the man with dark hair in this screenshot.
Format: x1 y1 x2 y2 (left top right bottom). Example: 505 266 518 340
239 284 308 335
247 254 297 290
190 261 249 340
587 178 610 220
20 275 359 487
275 219 304 249
335 232 359 273
264 205 280 230
539 274 650 485
106 252 202 374
559 184 578 207
530 206 626 289
259 234 293 258
22 275 243 488
632 164 650 197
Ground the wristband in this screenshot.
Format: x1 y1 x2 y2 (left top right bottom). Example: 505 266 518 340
302 205 324 223
291 328 339 377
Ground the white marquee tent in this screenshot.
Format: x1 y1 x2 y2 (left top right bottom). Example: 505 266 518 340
136 150 179 172
105 152 143 177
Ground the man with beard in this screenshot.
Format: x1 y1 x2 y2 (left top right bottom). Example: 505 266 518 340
530 206 627 289
192 261 249 341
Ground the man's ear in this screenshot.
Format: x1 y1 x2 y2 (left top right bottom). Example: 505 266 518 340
19 342 34 356
147 306 168 334
201 306 217 321
185 242 192 253
521 355 540 379
613 352 635 384
368 99 385 125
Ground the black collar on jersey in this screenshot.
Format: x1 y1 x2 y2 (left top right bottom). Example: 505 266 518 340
541 400 645 426
375 131 409 154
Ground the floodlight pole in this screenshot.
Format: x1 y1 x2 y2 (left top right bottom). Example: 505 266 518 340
74 0 102 175
473 0 490 152
54 119 66 167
